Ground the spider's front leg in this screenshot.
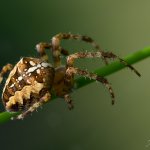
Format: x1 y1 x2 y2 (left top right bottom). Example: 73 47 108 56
13 92 51 120
51 33 108 66
65 67 115 104
0 64 13 84
52 33 101 49
64 51 141 104
66 51 141 77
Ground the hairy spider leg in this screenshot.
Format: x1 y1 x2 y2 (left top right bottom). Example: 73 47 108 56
65 67 115 105
36 42 69 64
13 91 51 120
36 42 52 62
66 51 141 77
0 64 13 84
51 32 108 67
101 51 141 77
64 94 74 110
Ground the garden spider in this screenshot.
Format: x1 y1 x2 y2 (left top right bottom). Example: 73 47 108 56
0 33 140 120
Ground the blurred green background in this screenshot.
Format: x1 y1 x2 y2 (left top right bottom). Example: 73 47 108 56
0 0 150 150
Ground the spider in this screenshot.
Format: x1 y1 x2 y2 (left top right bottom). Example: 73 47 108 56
0 33 140 120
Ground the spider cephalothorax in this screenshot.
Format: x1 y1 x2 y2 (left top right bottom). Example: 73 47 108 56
0 33 140 120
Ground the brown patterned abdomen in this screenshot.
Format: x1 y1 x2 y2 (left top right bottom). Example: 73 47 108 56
2 57 54 112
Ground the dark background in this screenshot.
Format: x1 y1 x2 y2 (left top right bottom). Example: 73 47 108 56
0 0 150 150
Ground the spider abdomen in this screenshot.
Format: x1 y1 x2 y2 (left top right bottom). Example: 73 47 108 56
2 57 54 112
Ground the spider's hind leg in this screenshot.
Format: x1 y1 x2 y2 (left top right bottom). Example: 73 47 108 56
12 92 51 120
0 64 13 84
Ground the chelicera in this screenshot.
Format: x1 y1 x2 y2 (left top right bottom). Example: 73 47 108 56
0 33 140 120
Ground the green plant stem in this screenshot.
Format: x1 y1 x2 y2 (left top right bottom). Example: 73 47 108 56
0 47 150 123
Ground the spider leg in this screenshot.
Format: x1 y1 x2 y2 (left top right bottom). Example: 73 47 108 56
66 51 141 77
65 67 115 105
100 51 141 77
53 33 101 49
36 42 69 64
0 64 13 84
64 94 74 110
35 42 52 62
12 92 51 120
51 33 108 67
